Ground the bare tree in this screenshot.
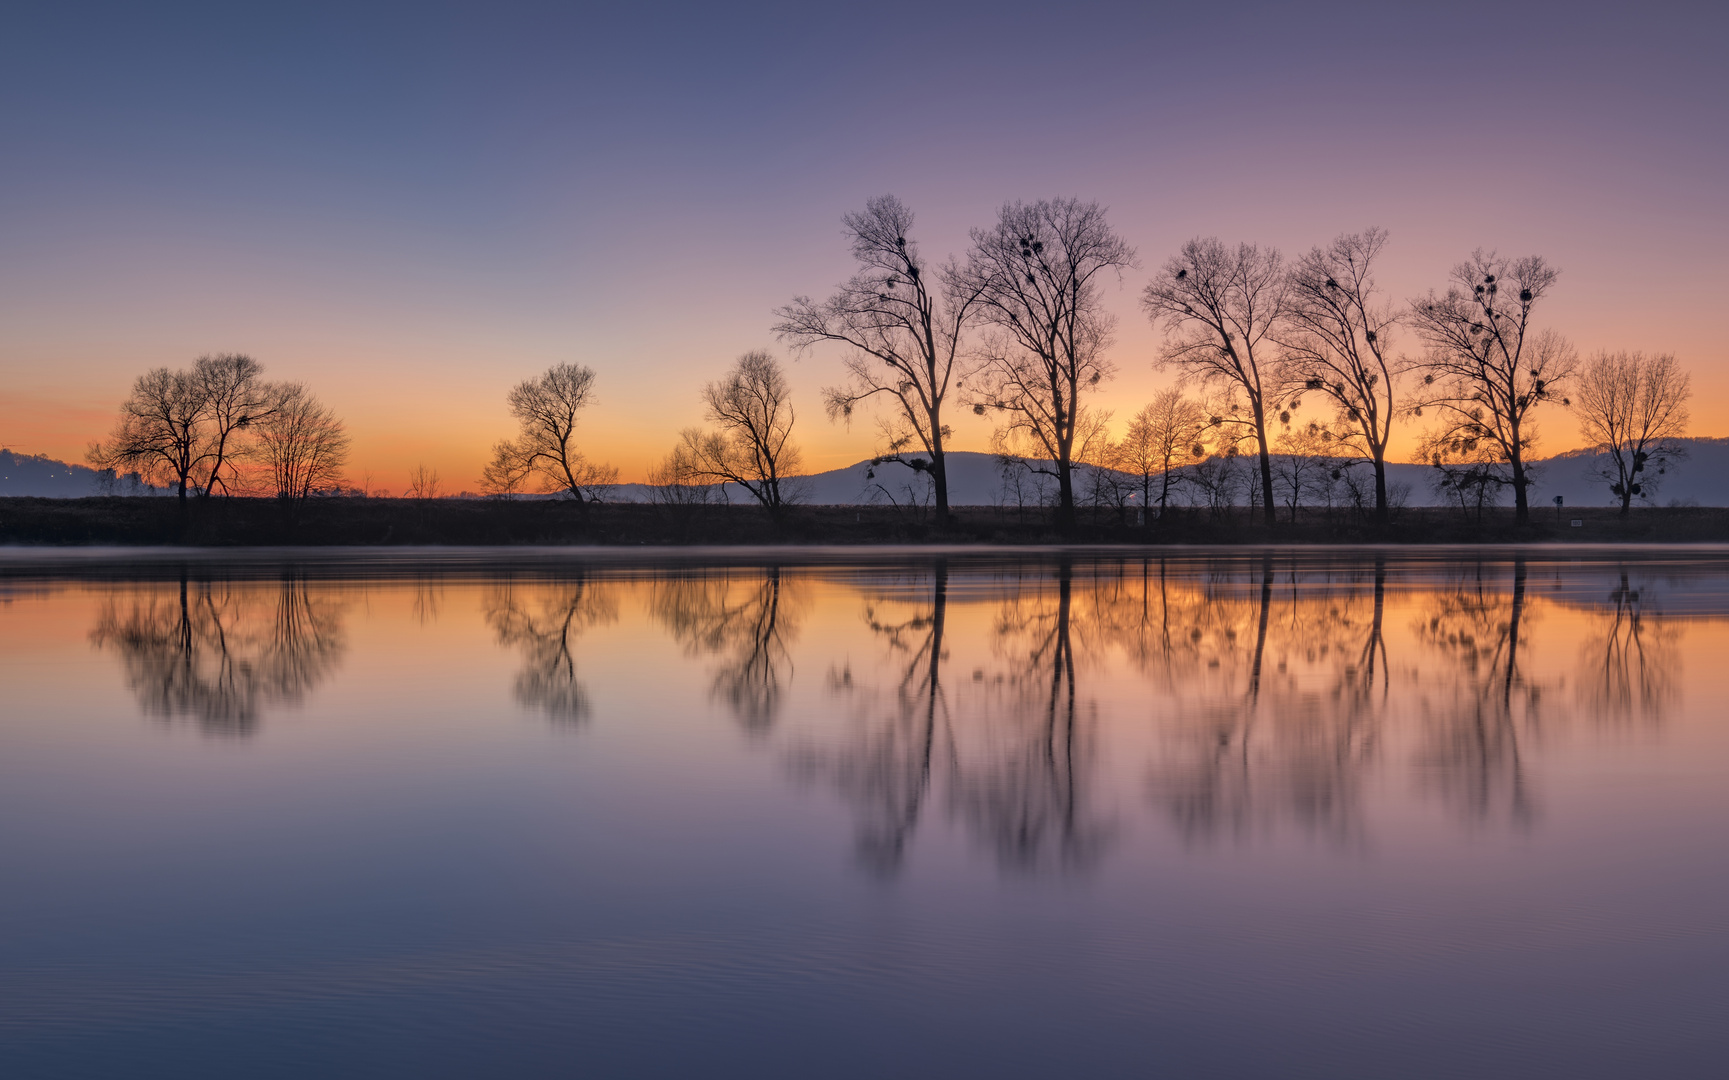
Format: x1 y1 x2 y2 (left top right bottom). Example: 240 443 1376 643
193 353 274 498
954 198 1137 531
481 362 618 504
646 450 722 506
775 196 983 525
1571 350 1691 514
1143 239 1288 526
1272 422 1349 519
1406 251 1574 523
675 351 804 513
88 367 212 505
1119 388 1210 519
254 383 350 502
1279 229 1401 521
406 465 441 500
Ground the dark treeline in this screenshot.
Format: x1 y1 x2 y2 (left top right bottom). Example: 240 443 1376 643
6 494 1729 547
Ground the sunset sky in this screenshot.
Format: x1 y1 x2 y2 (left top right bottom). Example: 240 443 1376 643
2 1 1724 491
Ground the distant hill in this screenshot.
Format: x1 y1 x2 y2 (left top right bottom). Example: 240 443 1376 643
9 439 1728 507
0 450 110 497
608 441 1729 509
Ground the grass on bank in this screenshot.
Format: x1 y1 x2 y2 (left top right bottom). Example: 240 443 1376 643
2 496 1728 546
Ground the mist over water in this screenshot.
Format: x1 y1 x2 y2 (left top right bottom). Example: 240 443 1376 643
2 550 1727 1078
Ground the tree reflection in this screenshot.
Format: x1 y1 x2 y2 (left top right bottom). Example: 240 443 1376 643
651 568 802 733
483 576 618 724
1140 555 1389 847
1577 569 1678 728
90 574 347 736
792 564 950 875
790 560 1114 875
1410 558 1537 827
952 559 1114 873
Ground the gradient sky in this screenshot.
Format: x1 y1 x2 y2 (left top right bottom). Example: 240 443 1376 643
2 0 1725 490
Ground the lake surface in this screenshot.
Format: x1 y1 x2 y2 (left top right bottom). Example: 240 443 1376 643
3 547 1727 1078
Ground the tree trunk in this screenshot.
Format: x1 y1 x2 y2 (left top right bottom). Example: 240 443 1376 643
1511 457 1530 523
930 444 950 526
1257 447 1276 529
1055 462 1076 532
1373 458 1388 524
1252 401 1276 527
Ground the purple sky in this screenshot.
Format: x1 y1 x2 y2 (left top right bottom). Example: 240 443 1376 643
2 1 1724 485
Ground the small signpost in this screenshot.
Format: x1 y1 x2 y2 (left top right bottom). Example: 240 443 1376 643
1553 494 1564 523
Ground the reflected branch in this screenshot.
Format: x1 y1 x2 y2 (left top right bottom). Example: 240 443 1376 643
484 577 619 724
90 574 347 736
651 568 803 733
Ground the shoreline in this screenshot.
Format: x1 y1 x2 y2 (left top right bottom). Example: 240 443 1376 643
4 496 1728 549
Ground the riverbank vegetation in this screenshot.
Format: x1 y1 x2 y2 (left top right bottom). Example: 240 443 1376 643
4 496 1726 547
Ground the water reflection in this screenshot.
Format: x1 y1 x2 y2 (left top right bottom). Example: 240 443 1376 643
484 576 619 724
652 569 803 733
793 565 950 874
90 574 347 735
958 560 1114 873
1410 559 1540 827
794 561 1119 875
1578 569 1677 728
74 553 1697 868
1141 557 1388 847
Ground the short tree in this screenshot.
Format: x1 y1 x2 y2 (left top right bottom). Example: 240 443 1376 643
1272 421 1351 519
774 195 983 524
1421 430 1508 523
1572 350 1691 514
953 198 1136 532
675 351 804 512
482 362 618 503
1406 251 1574 523
1118 388 1210 518
254 383 350 502
407 465 441 500
1143 239 1287 526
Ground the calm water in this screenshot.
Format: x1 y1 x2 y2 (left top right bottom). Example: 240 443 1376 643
2 547 1727 1078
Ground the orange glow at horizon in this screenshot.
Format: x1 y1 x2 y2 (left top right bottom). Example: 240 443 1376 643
8 278 1727 494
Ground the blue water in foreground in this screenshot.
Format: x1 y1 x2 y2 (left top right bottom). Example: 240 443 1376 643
2 548 1726 1078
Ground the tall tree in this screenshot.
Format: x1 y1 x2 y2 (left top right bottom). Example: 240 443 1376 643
193 353 274 498
1405 251 1573 523
88 366 211 504
953 198 1136 531
1572 350 1690 515
775 196 983 525
481 362 618 503
1279 229 1401 521
1142 239 1287 526
673 350 804 513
